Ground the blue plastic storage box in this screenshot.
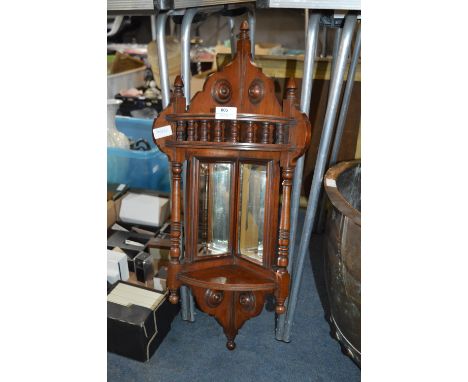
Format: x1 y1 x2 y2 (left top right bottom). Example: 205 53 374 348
107 116 170 192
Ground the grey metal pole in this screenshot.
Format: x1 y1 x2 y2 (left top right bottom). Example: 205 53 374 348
228 16 237 58
151 15 157 41
156 12 171 108
275 12 321 341
329 24 361 166
247 6 256 58
180 160 195 322
320 26 327 58
281 14 357 343
181 8 199 107
179 9 201 321
330 26 342 83
315 24 361 233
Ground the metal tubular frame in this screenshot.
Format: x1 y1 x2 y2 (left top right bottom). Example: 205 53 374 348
330 26 342 83
228 17 237 57
181 8 200 107
180 160 196 322
150 15 157 41
179 9 200 320
275 12 321 341
280 14 358 343
247 6 256 58
329 24 360 166
156 11 172 108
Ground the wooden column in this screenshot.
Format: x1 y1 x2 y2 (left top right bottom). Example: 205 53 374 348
275 166 294 314
168 162 182 304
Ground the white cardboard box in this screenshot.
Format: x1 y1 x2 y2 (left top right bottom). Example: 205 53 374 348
118 192 169 227
107 249 130 283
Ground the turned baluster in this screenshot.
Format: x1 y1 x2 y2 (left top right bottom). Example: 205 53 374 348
261 122 269 144
246 121 254 143
230 120 239 143
200 120 208 141
214 120 222 142
176 120 186 141
276 167 294 314
276 123 284 144
221 121 226 141
283 124 289 144
187 120 195 141
168 162 182 304
268 123 275 143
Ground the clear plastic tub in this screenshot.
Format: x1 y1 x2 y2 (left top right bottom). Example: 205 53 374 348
107 116 170 192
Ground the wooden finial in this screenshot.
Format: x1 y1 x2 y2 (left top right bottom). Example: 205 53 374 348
286 77 297 100
174 75 184 97
239 20 249 40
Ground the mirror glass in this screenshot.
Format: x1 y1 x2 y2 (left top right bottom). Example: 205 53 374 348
197 162 232 255
238 163 266 263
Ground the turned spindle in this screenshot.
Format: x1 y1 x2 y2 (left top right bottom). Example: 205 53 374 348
246 121 254 143
230 120 239 143
187 120 195 141
276 123 284 144
176 120 186 141
214 120 222 142
261 122 269 144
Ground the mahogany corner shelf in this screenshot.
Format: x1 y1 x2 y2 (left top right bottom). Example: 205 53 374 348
152 20 312 350
178 263 276 292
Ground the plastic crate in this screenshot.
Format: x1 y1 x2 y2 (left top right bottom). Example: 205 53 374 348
107 117 170 192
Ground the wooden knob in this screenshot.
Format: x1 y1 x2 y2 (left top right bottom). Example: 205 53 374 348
226 340 236 350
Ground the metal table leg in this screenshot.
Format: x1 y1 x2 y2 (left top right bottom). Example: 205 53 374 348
281 14 357 343
275 12 321 341
330 25 342 82
316 22 360 232
247 6 256 58
180 161 195 322
329 24 361 166
181 8 200 107
156 11 171 108
228 17 237 57
150 15 156 41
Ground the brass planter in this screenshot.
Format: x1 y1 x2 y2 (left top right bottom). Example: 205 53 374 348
324 160 361 366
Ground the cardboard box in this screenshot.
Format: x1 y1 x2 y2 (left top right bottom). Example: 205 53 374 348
107 249 130 283
107 282 179 362
119 192 170 227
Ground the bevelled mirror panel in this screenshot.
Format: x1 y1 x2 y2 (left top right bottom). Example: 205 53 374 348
238 163 267 264
197 162 232 256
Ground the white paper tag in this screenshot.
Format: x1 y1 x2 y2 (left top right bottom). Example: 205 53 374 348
153 125 173 140
215 106 237 120
325 178 337 188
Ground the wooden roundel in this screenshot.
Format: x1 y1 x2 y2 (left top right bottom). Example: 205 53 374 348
211 79 232 104
248 78 264 104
